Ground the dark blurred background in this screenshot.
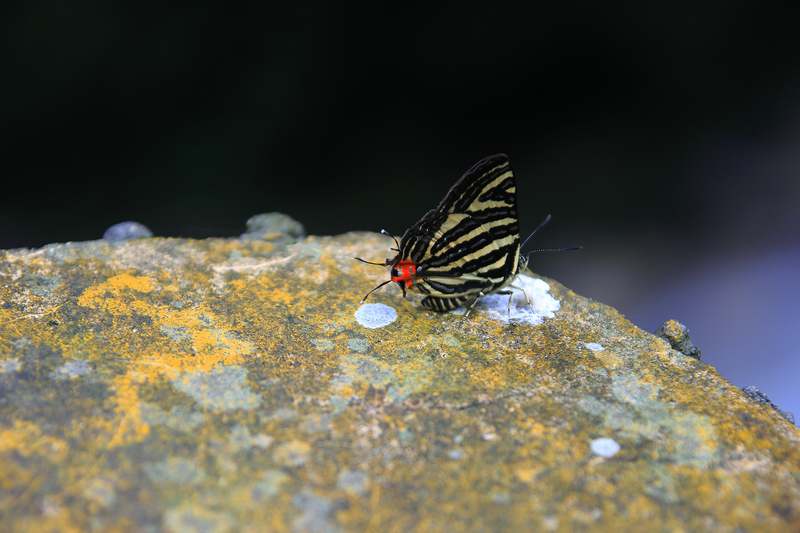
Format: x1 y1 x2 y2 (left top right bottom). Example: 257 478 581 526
2 2 798 416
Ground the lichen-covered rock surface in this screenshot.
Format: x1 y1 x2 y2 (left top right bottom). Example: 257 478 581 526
1 220 798 532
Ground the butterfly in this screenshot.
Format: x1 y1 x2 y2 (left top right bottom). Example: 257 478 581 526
355 153 579 318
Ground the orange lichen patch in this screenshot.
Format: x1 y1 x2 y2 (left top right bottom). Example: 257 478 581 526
106 273 154 293
70 271 255 375
94 371 151 448
0 420 69 462
514 466 541 483
527 422 548 438
300 253 341 284
77 273 154 315
224 278 250 294
272 440 312 467
78 272 153 301
260 286 297 307
152 306 254 368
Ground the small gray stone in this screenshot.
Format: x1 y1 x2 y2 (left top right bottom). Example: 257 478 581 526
240 213 305 243
103 221 153 242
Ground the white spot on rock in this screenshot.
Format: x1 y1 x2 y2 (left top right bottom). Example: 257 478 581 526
586 342 605 351
591 437 621 458
354 303 397 329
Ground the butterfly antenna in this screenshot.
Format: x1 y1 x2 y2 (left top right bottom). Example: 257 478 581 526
381 229 401 252
354 229 403 265
353 257 386 266
526 246 583 253
360 279 393 303
521 215 582 254
520 214 552 250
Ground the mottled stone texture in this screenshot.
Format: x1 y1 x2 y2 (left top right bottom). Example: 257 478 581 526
1 217 798 532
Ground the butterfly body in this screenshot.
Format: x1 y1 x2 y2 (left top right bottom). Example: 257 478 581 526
359 154 530 317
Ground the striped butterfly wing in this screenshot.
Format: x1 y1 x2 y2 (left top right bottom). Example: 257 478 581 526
398 154 522 311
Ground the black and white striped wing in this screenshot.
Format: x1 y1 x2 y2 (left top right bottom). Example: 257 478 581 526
397 154 522 310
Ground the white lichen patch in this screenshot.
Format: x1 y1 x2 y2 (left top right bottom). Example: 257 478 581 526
140 403 205 432
171 365 262 412
354 303 397 329
346 338 369 353
337 469 370 496
579 373 719 469
310 339 334 351
591 438 621 458
144 457 206 485
0 358 21 374
453 275 560 325
82 476 117 508
52 360 91 380
251 469 290 501
210 256 292 292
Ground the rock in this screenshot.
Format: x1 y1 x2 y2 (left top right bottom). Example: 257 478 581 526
742 385 796 425
0 228 798 531
240 212 306 243
655 319 702 359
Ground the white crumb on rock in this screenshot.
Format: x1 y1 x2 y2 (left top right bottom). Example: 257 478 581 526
452 275 560 325
591 438 621 458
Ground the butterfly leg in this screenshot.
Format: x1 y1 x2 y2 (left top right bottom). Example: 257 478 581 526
493 290 515 321
509 284 533 314
463 291 487 318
